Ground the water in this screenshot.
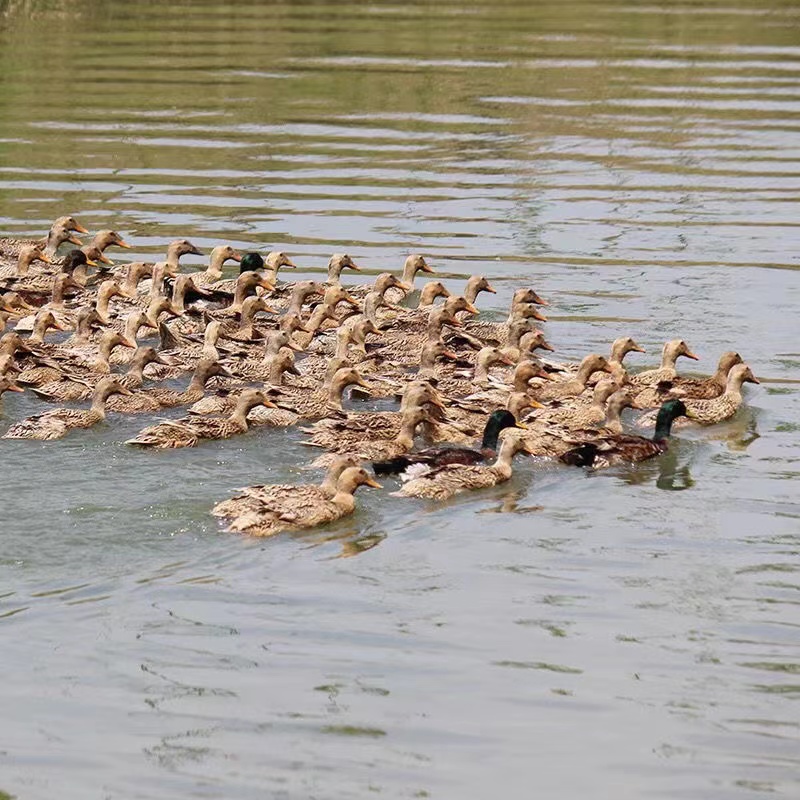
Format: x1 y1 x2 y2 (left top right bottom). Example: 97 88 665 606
1 1 799 797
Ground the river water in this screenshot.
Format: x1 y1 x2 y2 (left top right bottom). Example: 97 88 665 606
1 1 799 798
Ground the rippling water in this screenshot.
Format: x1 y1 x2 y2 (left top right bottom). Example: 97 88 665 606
1 1 799 798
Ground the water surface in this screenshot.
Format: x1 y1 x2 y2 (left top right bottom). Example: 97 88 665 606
1 1 799 798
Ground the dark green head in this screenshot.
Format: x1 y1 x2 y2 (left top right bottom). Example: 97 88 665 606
482 409 521 450
654 398 689 440
239 252 265 274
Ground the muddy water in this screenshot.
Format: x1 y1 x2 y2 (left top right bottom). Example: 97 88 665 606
1 1 799 798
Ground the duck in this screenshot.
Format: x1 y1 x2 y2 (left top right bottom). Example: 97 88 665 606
0 245 53 282
463 275 497 305
3 377 133 440
361 274 413 324
326 253 363 286
4 250 95 301
373 408 529 476
393 428 534 500
219 466 381 538
535 354 613 401
211 455 360 520
667 351 744 400
559 398 693 468
532 378 621 429
429 346 516 397
24 309 68 345
638 364 759 427
185 245 242 285
125 388 277 448
300 381 446 450
262 366 370 421
41 217 88 258
381 254 435 304
462 301 547 347
32 346 169 402
630 339 699 386
307 405 434 468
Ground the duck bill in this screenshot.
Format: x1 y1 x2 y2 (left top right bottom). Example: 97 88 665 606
7 382 24 393
527 399 545 409
230 251 243 262
261 398 279 409
347 262 363 272
441 349 459 361
397 281 413 292
344 294 360 308
67 234 84 246
97 252 114 265
364 476 383 489
84 257 98 268
632 343 646 353
464 301 479 315
420 262 435 274
287 363 302 376
116 239 132 249
748 374 761 385
355 378 371 390
531 309 548 322
531 293 549 306
260 304 279 315
539 339 555 352
36 252 53 265
72 223 89 234
683 407 700 420
485 283 497 294
282 258 297 269
685 350 699 361
121 336 138 349
500 354 516 366
51 318 69 332
446 316 463 328
189 244 204 256
515 421 529 429
259 278 276 292
286 340 304 352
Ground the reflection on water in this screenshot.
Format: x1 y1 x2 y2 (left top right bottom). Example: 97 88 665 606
1 0 800 799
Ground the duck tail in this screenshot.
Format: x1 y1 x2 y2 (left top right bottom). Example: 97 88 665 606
559 442 599 468
372 455 413 475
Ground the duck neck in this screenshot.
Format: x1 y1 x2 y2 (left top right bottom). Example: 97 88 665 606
400 262 418 287
267 357 289 386
491 445 515 479
229 398 255 428
95 286 117 320
123 314 143 343
394 417 418 449
653 409 677 442
28 319 49 345
90 394 110 417
50 277 70 307
575 359 599 388
363 292 382 326
331 489 357 514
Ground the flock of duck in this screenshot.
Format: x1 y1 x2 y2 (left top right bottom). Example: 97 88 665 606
0 216 760 536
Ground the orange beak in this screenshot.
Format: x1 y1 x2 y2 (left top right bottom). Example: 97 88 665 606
485 282 497 294
36 251 53 265
67 234 84 246
464 301 479 315
116 238 133 249
685 350 699 361
73 224 89 234
364 476 383 489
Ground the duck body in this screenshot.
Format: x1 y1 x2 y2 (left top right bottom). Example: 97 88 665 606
559 398 690 468
217 466 381 538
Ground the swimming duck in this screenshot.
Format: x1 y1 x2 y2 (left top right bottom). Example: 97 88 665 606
326 254 363 286
4 250 94 300
559 398 692 468
630 339 699 386
535 354 612 401
211 455 360 520
668 351 744 400
307 405 434 468
106 357 233 413
186 245 242 285
24 309 68 345
126 388 277 448
463 275 496 305
41 217 88 257
373 408 528 476
300 382 446 450
3 377 133 440
533 378 621 429
380 254 434 304
463 301 547 346
32 346 168 403
0 245 53 281
264 366 370 421
638 364 759 427
220 466 381 538
394 427 534 500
